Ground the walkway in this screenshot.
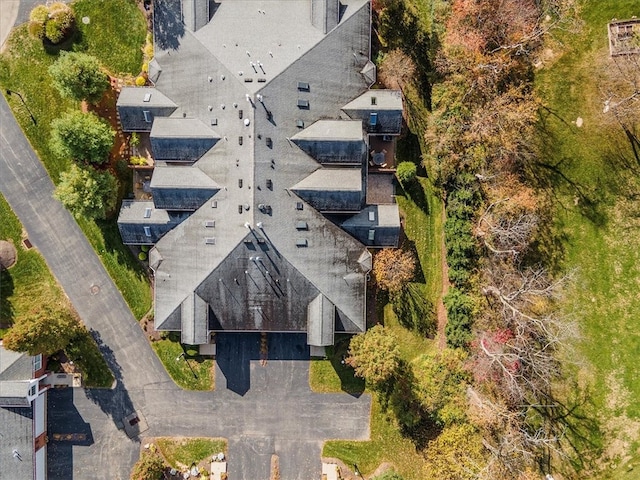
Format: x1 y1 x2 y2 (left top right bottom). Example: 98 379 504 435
0 95 370 479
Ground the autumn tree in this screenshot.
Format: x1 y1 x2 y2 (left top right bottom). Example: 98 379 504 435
423 423 487 480
347 324 400 387
3 305 82 356
54 165 118 220
50 111 115 165
373 471 406 480
378 49 417 91
373 249 416 293
49 52 109 104
130 452 165 480
414 348 470 426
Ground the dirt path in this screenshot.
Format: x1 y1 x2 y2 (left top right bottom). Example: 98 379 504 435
436 206 449 350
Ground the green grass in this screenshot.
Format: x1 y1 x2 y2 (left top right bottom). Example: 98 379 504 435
151 334 214 391
73 0 147 75
309 335 365 394
324 390 429 479
0 193 113 387
0 1 151 320
534 1 640 476
156 437 227 469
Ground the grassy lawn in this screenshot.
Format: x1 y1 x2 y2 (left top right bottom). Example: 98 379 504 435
151 334 214 391
155 437 227 469
0 194 113 387
534 1 640 476
0 0 152 320
309 335 365 394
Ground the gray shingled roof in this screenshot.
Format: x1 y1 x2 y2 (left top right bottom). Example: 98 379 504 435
0 346 32 383
0 406 34 479
291 120 363 141
118 0 395 343
150 117 219 138
342 90 402 110
116 87 177 108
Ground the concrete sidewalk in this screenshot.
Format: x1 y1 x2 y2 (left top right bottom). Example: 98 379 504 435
0 0 20 51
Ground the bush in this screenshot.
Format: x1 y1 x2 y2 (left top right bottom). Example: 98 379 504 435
29 3 75 44
50 110 115 165
396 161 417 184
130 156 148 166
140 245 150 252
443 288 474 349
130 132 141 147
135 76 146 86
130 452 165 480
138 252 148 261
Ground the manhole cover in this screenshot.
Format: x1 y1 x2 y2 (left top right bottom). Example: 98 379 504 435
82 16 90 24
90 284 100 295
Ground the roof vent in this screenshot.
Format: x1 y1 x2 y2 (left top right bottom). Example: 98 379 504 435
239 179 243 188
256 222 263 229
296 221 308 230
296 202 304 210
257 78 266 83
368 229 375 241
297 99 309 109
257 237 266 244
368 211 376 221
266 179 273 189
244 78 253 83
208 76 213 82
266 137 273 148
205 237 216 245
143 93 151 102
239 136 243 145
297 81 310 91
239 109 243 119
205 220 215 227
296 238 308 247
296 119 304 128
144 226 151 237
211 200 218 208
371 96 377 105
238 205 244 214
144 207 152 218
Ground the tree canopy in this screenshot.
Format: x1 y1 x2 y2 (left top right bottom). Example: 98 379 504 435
54 165 118 220
28 2 75 44
347 324 400 387
2 304 82 356
50 111 115 165
372 248 416 293
49 52 109 104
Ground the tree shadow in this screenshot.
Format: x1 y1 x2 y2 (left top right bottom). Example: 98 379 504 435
531 385 603 477
392 283 436 338
323 336 365 397
82 330 136 433
0 268 15 327
379 361 441 450
396 179 428 214
154 0 186 52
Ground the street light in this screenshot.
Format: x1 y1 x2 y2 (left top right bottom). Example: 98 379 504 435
6 90 37 125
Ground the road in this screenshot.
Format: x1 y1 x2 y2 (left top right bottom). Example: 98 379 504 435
0 89 370 479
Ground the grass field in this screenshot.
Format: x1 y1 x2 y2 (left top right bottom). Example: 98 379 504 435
155 437 227 469
0 193 113 387
0 0 151 319
151 334 214 391
534 1 640 477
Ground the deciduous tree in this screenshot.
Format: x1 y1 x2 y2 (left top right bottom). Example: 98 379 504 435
347 324 400 387
50 111 115 165
54 165 118 220
423 423 486 480
372 249 416 293
3 305 82 356
49 52 109 104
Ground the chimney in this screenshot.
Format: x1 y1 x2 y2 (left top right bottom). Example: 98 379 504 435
311 0 339 34
182 0 209 32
